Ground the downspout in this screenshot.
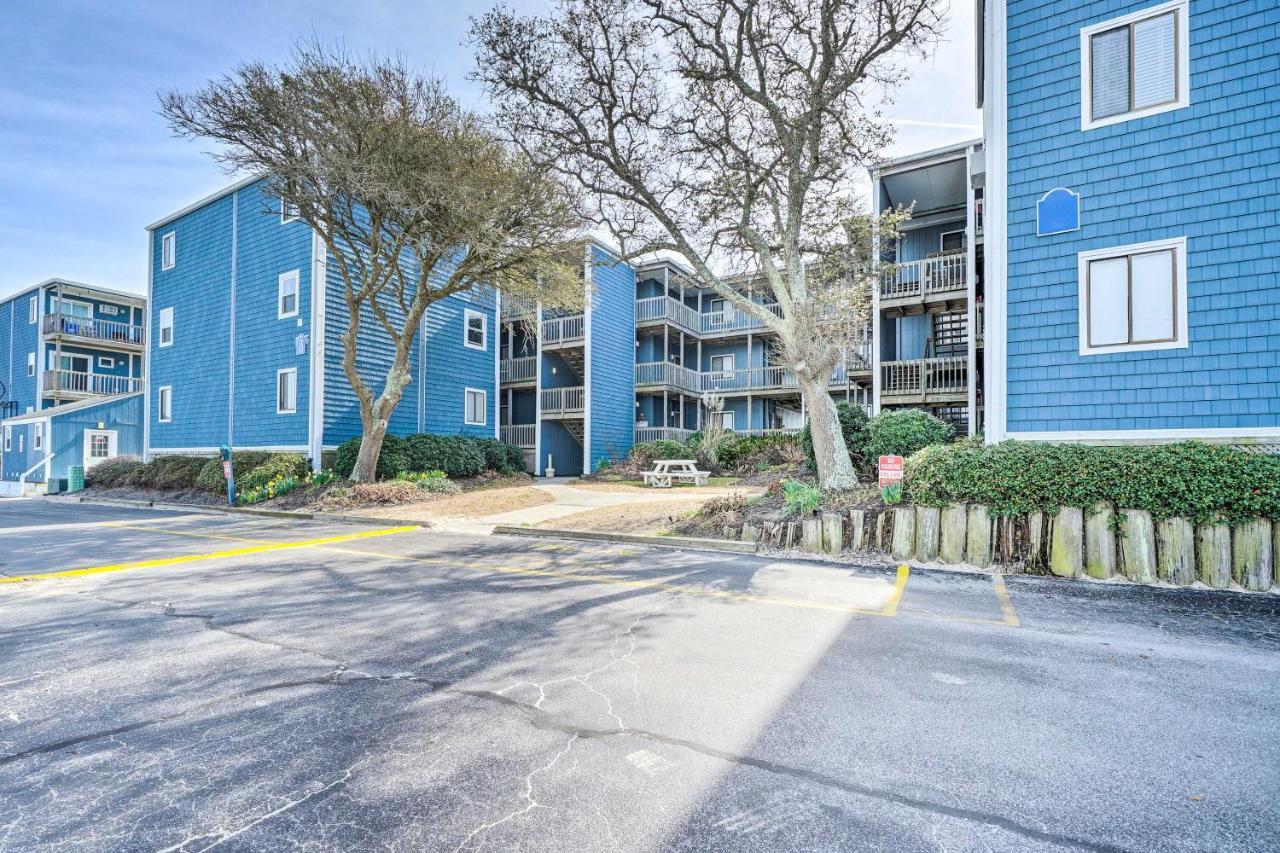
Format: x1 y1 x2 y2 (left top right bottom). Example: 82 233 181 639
143 230 153 460
581 243 593 473
228 191 239 449
53 283 62 405
307 229 328 470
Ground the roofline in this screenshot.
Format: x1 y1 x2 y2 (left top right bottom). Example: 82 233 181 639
146 173 263 231
6 279 145 306
870 137 984 179
2 392 143 425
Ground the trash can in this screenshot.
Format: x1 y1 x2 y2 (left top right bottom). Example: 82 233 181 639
68 466 85 493
46 478 67 495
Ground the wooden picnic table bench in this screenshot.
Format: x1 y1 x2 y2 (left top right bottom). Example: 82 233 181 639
641 459 710 487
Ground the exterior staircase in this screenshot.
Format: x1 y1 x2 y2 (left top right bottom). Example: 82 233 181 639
560 420 584 445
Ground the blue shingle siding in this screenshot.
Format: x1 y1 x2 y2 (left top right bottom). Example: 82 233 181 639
422 290 497 437
1003 0 1280 433
149 193 234 450
1 290 41 414
49 394 144 481
587 246 635 470
1 420 42 481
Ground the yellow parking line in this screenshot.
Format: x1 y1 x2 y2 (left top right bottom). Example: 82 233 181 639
880 565 910 616
992 575 1021 627
0 526 419 586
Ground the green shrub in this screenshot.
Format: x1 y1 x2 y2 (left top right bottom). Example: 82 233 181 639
905 440 1280 525
238 453 310 493
866 409 954 460
86 456 145 488
403 434 485 478
800 403 872 473
397 469 461 495
470 437 526 473
333 434 411 480
237 474 302 505
195 450 278 493
127 455 208 490
782 480 822 517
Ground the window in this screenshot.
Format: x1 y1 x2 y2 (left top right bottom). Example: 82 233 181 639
161 231 176 270
33 423 42 452
159 307 174 347
27 352 35 377
158 386 172 423
708 298 726 314
277 368 298 414
281 200 300 224
464 309 487 350
98 356 114 369
3 426 10 452
29 295 37 323
1078 237 1187 355
1081 1 1188 130
716 410 736 431
709 354 735 375
941 230 966 252
278 270 300 318
63 300 91 319
89 433 110 459
464 388 487 425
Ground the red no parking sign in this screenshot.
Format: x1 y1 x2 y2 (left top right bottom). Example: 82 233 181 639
878 455 903 488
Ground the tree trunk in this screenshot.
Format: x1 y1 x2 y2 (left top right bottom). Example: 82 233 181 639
349 358 413 484
799 375 857 491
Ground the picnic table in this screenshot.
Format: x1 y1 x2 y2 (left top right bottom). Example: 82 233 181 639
641 458 710 488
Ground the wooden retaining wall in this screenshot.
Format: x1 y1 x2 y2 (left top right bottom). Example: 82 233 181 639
738 505 1277 592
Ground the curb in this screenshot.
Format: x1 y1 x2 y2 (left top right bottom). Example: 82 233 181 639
490 525 758 554
66 496 427 529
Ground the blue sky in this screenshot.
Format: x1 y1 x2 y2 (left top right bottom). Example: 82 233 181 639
0 0 979 301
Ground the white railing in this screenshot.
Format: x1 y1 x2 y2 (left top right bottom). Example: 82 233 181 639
635 427 695 444
501 297 536 320
635 296 704 333
880 357 968 398
540 386 585 415
634 362 702 395
700 302 783 336
500 357 537 384
542 314 585 346
880 250 967 301
735 427 805 437
43 314 145 346
500 424 536 447
42 370 143 397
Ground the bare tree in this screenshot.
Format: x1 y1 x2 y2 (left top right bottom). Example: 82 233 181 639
473 0 938 490
161 43 585 482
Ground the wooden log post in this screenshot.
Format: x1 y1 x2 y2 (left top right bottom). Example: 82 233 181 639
741 524 762 544
821 512 845 555
876 510 892 552
891 507 916 561
1084 502 1116 580
1232 519 1273 592
801 517 823 553
915 506 940 562
966 504 993 567
1196 524 1231 589
1275 521 1280 591
848 510 866 551
1119 509 1157 584
1049 507 1083 578
1026 511 1046 570
939 504 967 564
1156 518 1195 585
785 521 801 549
722 525 739 541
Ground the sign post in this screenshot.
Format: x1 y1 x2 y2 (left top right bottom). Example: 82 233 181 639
220 444 235 506
878 455 904 504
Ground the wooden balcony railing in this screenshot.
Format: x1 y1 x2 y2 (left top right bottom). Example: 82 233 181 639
500 297 536 320
42 370 143 397
880 357 968 399
635 296 703 334
539 386 585 416
635 362 702 395
635 427 695 444
43 314 144 347
542 314 585 346
500 356 537 384
700 302 783 335
500 424 536 448
880 250 967 302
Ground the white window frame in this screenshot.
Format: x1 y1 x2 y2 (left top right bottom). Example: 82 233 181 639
709 354 735 375
716 410 736 431
3 426 9 452
276 368 298 414
161 231 176 270
157 386 172 423
1078 236 1188 356
281 200 300 224
1080 0 1189 131
29 295 37 324
27 352 35 377
97 355 114 369
158 307 174 348
84 429 117 469
464 309 487 351
33 422 43 452
464 387 487 426
940 229 966 252
278 270 300 319
708 298 727 314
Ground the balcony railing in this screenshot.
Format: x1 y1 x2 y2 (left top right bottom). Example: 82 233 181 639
635 426 695 444
501 297 536 320
880 250 967 302
880 357 968 399
540 386 585 416
636 357 869 396
500 424 536 448
42 370 143 398
701 302 783 336
542 314 585 346
43 314 144 347
635 362 702 395
635 296 704 334
500 356 537 384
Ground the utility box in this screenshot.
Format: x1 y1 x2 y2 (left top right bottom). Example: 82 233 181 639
68 466 85 493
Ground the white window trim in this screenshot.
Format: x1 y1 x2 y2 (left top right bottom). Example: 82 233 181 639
709 354 735 374
161 231 176 270
1077 236 1188 356
158 307 174 348
29 295 37 324
464 387 487 426
97 355 114 369
718 410 736 430
281 200 300 224
27 352 35 377
277 368 298 414
33 422 43 451
1080 0 1189 131
278 270 300 319
463 309 487 351
3 426 10 452
940 229 966 251
158 386 173 423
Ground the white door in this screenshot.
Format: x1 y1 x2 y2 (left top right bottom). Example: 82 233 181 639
84 429 117 469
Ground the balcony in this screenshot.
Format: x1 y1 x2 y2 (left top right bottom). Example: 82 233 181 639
542 314 585 348
43 314 145 350
880 357 968 403
540 386 585 418
636 356 870 397
500 297 536 321
879 250 967 309
500 356 536 386
635 362 702 396
42 370 143 400
635 426 695 444
500 424 536 448
635 296 702 335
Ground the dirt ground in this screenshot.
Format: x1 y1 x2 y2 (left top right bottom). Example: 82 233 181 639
347 485 555 522
535 499 710 535
564 478 753 495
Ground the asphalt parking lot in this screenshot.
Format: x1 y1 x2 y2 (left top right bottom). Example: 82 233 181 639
1 500 1278 852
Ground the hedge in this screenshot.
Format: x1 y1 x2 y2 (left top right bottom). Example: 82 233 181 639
236 453 311 493
404 434 485 478
195 451 277 493
801 402 871 473
331 433 525 480
85 456 145 488
905 440 1280 525
126 455 207 491
471 437 526 474
866 409 954 460
333 434 411 480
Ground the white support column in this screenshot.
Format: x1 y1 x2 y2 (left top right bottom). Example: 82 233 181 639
983 0 1009 443
965 146 979 437
871 176 883 417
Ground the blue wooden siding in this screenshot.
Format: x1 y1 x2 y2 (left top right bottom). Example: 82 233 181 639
897 222 963 263
148 192 233 450
0 290 41 414
588 246 635 470
1 420 40 481
1004 0 1280 433
423 289 497 437
540 420 582 476
1 394 142 483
